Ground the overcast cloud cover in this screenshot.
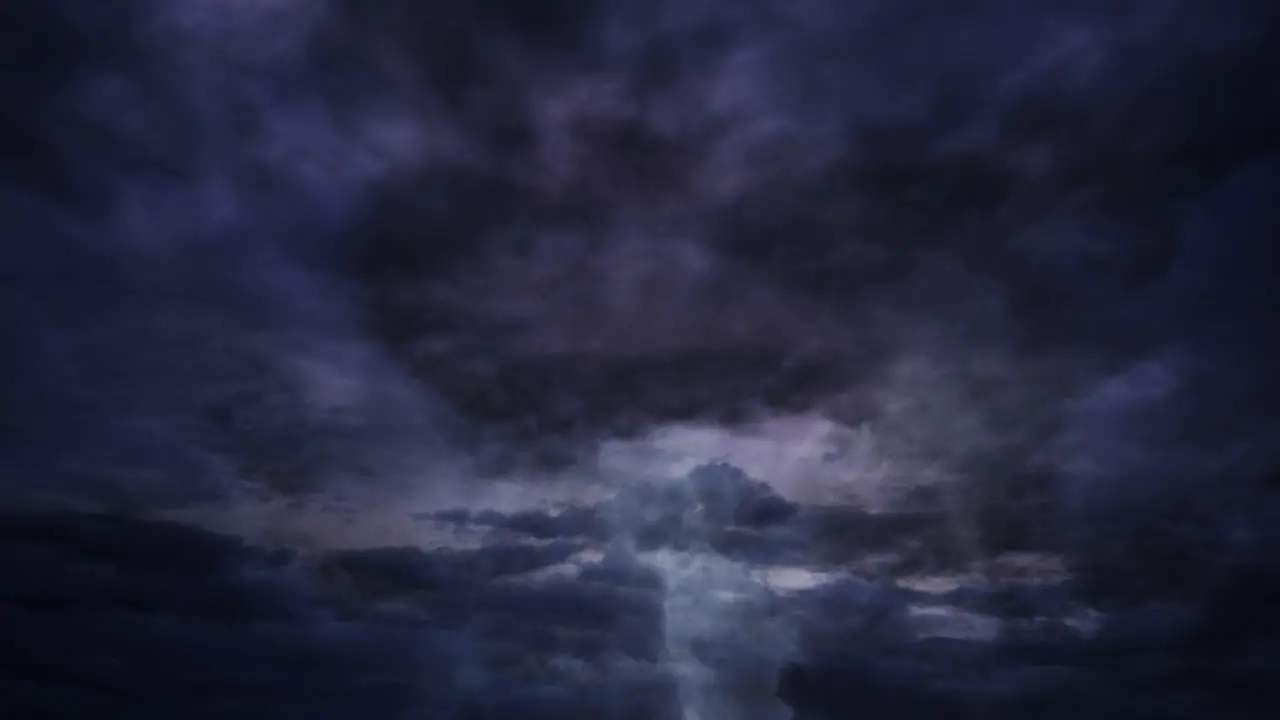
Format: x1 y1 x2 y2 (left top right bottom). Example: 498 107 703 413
3 0 1277 508
1 1 1279 718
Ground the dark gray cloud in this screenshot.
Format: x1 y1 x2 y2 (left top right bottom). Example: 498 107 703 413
6 488 1278 718
5 6 1280 719
1 0 1277 514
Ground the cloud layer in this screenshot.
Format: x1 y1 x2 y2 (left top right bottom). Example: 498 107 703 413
1 0 1277 517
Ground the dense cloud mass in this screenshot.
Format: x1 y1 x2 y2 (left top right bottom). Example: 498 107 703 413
3 0 1279 501
1 1 1278 718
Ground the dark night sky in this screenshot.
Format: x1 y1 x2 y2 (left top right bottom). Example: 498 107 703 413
1 2 1279 718
2 0 1277 507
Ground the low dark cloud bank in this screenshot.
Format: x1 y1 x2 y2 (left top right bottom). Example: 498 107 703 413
1 1 1279 718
